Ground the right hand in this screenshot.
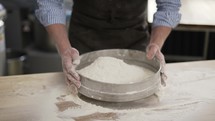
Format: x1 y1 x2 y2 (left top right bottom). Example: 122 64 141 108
61 47 81 91
146 43 167 86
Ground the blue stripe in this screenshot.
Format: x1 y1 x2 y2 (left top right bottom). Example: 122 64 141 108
35 0 181 28
152 0 181 28
35 0 66 26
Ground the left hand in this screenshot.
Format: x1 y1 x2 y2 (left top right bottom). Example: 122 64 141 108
61 47 81 94
146 43 167 86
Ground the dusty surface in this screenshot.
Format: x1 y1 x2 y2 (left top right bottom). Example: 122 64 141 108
1 60 215 121
55 101 80 112
73 112 119 121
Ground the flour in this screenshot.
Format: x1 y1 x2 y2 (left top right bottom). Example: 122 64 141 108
56 93 199 121
13 81 47 96
78 56 154 84
57 68 215 121
26 66 215 121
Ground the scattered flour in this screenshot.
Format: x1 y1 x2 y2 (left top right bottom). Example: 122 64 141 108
56 68 215 121
22 66 215 121
78 56 154 84
56 93 200 121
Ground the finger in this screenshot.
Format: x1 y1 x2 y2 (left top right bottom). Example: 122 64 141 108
67 74 81 88
146 45 158 60
160 59 166 73
73 58 80 65
65 76 71 86
161 72 167 86
67 73 81 88
67 83 78 95
71 48 80 59
71 47 79 55
63 62 81 88
69 67 80 81
156 50 165 65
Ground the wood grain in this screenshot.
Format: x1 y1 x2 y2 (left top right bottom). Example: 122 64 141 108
0 60 215 121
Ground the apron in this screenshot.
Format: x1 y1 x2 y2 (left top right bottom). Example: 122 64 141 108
69 0 149 54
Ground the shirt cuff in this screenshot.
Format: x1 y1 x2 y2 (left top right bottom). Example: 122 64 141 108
152 11 181 28
35 8 66 26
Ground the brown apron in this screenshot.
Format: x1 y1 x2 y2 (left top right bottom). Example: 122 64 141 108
69 0 149 54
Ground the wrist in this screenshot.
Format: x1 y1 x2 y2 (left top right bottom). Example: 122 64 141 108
147 42 161 50
148 38 164 49
55 39 72 55
58 46 72 57
150 26 172 49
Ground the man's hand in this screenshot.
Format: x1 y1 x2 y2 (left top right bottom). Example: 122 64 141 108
61 47 81 93
146 26 172 86
146 43 167 86
45 24 81 94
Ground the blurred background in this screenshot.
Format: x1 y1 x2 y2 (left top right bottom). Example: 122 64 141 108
0 0 214 76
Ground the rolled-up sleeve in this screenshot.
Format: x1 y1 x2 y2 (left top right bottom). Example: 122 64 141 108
35 0 66 26
153 0 181 28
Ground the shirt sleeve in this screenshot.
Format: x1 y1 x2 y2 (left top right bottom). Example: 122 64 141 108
152 0 182 28
35 0 66 26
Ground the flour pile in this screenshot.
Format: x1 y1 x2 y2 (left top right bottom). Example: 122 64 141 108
78 56 154 84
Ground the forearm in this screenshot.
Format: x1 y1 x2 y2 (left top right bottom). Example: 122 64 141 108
149 26 172 49
150 0 181 48
147 26 171 86
46 24 71 55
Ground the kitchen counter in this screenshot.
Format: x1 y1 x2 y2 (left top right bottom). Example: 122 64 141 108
0 60 215 121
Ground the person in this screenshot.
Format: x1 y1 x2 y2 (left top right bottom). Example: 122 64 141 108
35 0 181 90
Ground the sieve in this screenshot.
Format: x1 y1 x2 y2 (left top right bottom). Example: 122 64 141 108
76 49 161 102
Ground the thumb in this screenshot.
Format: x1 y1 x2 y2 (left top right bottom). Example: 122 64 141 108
71 47 79 58
146 45 159 60
71 48 80 65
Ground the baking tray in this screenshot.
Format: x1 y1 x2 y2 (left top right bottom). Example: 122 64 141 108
76 49 161 102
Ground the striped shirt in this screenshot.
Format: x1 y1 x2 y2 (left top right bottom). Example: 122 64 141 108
35 0 181 28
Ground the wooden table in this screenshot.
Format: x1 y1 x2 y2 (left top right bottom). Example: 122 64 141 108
1 60 215 121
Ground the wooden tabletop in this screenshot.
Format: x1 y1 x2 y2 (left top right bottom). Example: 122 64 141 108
148 0 215 26
0 60 215 121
